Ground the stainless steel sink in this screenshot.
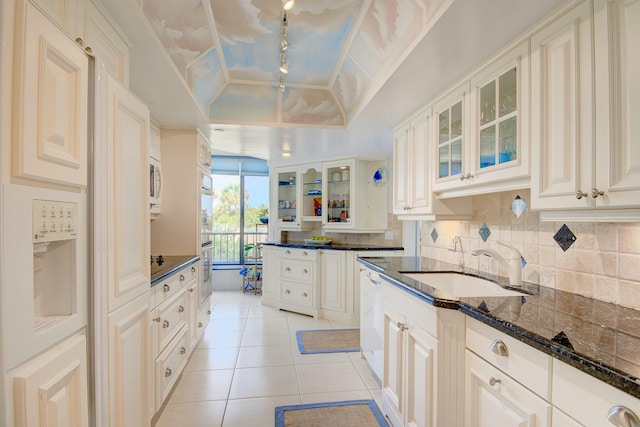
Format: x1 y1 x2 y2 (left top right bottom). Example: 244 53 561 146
401 272 526 300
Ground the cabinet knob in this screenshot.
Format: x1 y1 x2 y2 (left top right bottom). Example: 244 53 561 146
188 287 195 293
591 188 605 199
198 322 203 328
286 250 291 255
75 37 84 47
178 305 184 313
162 320 170 328
490 339 509 357
207 309 211 315
303 269 308 274
575 190 589 199
607 405 640 427
163 284 170 293
165 368 172 378
191 267 196 273
285 267 291 272
180 347 186 355
489 377 501 387
303 251 308 256
302 292 308 297
152 317 161 322
285 289 291 294
180 274 185 281
397 322 408 331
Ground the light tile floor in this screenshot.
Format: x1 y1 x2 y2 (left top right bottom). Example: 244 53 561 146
154 291 384 427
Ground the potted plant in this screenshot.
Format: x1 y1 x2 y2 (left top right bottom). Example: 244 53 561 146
244 243 261 258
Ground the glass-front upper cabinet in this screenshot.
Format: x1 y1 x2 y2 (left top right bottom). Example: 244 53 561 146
437 99 464 181
274 167 302 229
323 160 353 228
300 164 322 221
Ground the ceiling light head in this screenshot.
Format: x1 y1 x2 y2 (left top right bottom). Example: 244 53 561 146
279 60 289 74
282 0 294 11
280 38 289 51
279 82 286 92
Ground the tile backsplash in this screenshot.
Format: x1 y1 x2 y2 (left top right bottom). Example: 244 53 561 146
421 189 640 310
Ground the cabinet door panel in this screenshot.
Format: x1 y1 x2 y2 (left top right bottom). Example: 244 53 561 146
393 124 410 213
320 251 346 312
594 0 640 207
107 76 150 311
108 294 150 427
530 1 593 210
410 111 432 213
466 351 551 427
14 2 88 188
382 307 405 426
406 325 437 427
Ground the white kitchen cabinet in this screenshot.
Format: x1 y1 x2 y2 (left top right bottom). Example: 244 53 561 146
10 333 89 427
261 246 319 317
300 163 323 222
106 74 151 312
381 280 465 427
322 158 388 232
12 0 89 189
319 250 347 314
30 0 85 38
552 358 640 427
149 122 162 218
107 292 151 427
552 408 584 427
530 0 640 221
186 280 200 350
432 41 530 198
393 109 471 220
465 350 551 427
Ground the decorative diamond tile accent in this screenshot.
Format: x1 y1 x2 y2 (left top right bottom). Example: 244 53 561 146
430 228 438 242
553 224 577 252
521 255 527 269
478 223 491 242
511 195 527 218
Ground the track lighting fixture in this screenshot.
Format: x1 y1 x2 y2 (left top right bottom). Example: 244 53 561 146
279 59 289 74
282 0 294 11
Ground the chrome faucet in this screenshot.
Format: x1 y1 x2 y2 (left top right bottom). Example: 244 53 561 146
471 241 523 287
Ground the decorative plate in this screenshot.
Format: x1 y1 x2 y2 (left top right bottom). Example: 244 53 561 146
373 167 388 186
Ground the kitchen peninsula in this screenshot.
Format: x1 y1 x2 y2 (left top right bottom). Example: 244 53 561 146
359 255 640 426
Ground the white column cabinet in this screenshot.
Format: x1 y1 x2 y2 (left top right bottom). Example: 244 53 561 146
319 250 347 314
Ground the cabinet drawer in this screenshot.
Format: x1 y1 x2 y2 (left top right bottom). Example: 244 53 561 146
280 259 316 284
281 281 315 308
153 290 188 355
552 359 640 426
155 325 189 408
466 317 552 399
280 247 318 261
151 270 191 307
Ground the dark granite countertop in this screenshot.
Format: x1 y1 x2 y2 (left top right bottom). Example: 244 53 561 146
263 241 404 251
357 256 640 400
150 255 200 286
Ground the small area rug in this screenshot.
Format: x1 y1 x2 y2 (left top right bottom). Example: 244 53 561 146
275 399 387 427
295 328 359 354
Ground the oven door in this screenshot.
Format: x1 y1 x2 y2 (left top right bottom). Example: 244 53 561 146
200 246 212 305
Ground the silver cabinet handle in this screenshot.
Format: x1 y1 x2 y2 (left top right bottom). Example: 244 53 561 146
165 368 172 377
152 317 161 322
198 322 203 328
303 251 308 256
180 274 185 281
163 284 170 293
489 377 501 386
180 347 186 355
75 37 84 47
285 289 291 294
303 269 308 274
191 267 196 273
608 406 640 427
397 322 408 331
188 287 195 293
302 292 308 297
490 339 509 357
178 305 184 313
286 250 291 255
285 267 291 272
576 190 589 199
162 320 170 328
591 188 605 198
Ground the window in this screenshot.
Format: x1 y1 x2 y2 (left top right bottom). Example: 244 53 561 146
211 156 269 266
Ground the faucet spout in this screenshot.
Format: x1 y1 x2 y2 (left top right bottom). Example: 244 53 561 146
471 242 523 287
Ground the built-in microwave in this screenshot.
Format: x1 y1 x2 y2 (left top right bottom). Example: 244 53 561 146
150 158 163 215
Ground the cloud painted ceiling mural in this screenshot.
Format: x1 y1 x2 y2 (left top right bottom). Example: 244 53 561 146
142 0 452 128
